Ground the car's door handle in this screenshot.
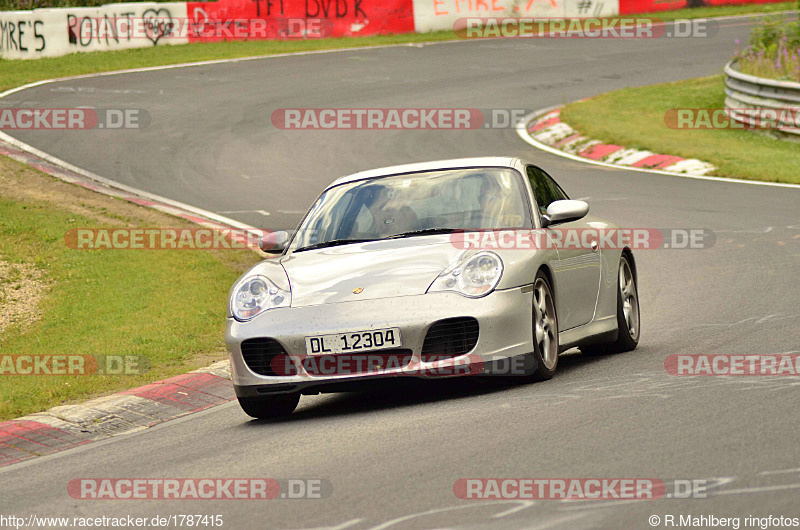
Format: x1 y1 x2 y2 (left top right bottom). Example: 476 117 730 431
590 239 599 252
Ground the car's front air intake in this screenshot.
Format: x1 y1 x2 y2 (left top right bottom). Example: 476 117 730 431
241 338 292 376
420 317 479 362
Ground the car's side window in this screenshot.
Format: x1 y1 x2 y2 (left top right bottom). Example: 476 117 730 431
526 165 569 215
544 171 569 203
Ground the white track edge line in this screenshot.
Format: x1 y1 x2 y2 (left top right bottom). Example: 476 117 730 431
0 130 262 231
0 39 467 100
515 107 800 190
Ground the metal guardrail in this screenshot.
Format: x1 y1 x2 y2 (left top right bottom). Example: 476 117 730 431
724 60 800 138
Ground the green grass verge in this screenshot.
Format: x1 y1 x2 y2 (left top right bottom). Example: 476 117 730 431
2 0 172 11
560 75 800 184
634 1 795 21
0 2 796 93
0 156 256 421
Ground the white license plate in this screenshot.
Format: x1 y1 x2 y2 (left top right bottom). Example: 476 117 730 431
305 328 402 355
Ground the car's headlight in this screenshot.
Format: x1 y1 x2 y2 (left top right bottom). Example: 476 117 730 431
427 251 503 298
230 275 290 321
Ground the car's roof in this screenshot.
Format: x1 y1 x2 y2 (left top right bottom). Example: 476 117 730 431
328 157 522 188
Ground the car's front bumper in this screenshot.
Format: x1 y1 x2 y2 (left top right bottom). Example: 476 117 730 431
226 287 533 396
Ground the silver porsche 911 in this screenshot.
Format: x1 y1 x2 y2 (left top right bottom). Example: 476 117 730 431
226 157 640 418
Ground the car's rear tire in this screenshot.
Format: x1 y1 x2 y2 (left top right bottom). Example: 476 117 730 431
238 393 300 419
528 271 559 381
581 253 640 355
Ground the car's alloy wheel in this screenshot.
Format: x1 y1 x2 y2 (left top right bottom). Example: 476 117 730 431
238 393 300 419
582 253 640 355
619 256 640 343
529 272 559 380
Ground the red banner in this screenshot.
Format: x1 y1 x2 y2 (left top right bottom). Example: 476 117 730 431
185 0 414 42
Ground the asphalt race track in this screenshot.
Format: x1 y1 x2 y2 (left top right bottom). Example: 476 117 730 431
2 17 800 529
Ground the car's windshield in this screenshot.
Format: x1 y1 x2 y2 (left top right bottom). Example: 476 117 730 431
290 167 531 251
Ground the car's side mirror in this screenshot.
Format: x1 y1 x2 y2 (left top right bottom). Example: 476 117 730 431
259 230 290 254
541 200 589 228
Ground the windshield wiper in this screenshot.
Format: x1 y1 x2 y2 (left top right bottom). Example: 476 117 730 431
294 238 379 252
295 229 458 251
386 228 459 239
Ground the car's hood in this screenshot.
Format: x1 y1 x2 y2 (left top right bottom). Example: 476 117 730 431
279 236 466 307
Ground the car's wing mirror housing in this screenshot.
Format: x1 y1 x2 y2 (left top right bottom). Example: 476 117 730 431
259 230 290 254
541 200 589 228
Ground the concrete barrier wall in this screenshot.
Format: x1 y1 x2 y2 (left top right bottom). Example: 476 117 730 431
1 2 188 59
1 9 62 59
0 0 791 60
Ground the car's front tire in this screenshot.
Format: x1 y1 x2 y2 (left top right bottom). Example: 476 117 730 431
238 393 300 419
528 271 559 381
582 253 640 355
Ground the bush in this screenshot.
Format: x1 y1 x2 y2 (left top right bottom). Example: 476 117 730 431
734 15 800 81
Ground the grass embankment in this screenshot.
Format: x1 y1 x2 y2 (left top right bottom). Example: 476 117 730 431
638 1 795 20
561 76 800 184
0 157 257 420
0 2 796 92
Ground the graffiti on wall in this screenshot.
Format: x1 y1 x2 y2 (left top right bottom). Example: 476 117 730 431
0 17 46 52
66 6 177 47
